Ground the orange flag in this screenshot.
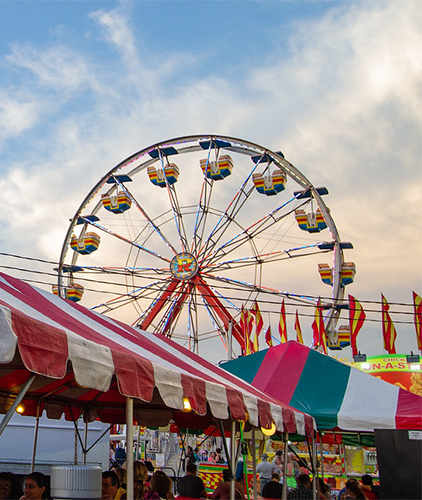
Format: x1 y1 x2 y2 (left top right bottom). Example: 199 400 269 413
381 294 397 354
349 295 366 356
312 299 327 354
253 301 264 351
265 325 273 347
413 292 422 351
278 299 287 343
294 310 304 344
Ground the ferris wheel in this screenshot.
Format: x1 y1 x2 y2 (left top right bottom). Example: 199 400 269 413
56 135 354 356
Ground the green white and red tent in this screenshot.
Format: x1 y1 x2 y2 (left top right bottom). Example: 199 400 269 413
221 341 422 432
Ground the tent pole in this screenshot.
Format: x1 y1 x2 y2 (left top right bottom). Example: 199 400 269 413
0 373 36 438
30 402 41 472
83 418 88 465
318 431 324 479
312 435 317 500
126 397 134 500
251 428 257 500
230 420 236 499
282 432 288 500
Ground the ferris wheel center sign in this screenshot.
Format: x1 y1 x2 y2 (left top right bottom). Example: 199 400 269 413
170 253 199 280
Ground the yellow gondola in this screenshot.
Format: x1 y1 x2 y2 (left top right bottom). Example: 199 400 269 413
101 191 132 214
252 169 286 196
70 232 101 255
52 283 84 302
318 262 356 286
295 209 327 233
200 155 233 180
328 325 351 350
147 164 180 187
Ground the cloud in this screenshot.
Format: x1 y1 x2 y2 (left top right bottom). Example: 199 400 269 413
0 0 420 361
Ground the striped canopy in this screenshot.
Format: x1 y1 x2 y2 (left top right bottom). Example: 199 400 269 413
221 341 422 432
0 273 315 436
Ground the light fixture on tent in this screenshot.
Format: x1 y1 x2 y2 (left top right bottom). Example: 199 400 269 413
261 421 276 436
182 396 192 413
353 352 367 362
406 351 420 364
16 403 25 414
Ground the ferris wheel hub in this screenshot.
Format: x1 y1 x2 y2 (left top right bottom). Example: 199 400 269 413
170 252 199 280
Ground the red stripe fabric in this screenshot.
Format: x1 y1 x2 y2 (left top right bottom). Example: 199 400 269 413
396 388 422 429
253 341 309 405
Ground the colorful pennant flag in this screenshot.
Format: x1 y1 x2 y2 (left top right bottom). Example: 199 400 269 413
265 325 273 347
242 307 254 355
294 310 304 344
252 301 264 351
381 294 397 354
278 299 287 343
413 292 422 351
348 295 366 356
312 299 327 354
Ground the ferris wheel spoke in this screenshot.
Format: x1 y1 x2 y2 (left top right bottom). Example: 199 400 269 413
202 243 331 273
202 272 322 307
159 282 191 337
77 215 172 264
68 265 171 278
164 184 189 252
112 176 179 255
201 197 306 268
90 278 172 313
192 275 245 347
191 169 214 255
136 278 181 330
197 157 264 260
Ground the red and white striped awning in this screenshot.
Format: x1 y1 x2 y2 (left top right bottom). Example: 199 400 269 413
0 272 315 436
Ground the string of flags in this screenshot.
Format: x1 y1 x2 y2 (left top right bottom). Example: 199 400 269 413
236 292 422 355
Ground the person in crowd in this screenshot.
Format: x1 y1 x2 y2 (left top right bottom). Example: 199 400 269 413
272 455 283 476
177 463 207 498
102 471 125 500
285 453 299 489
211 468 243 499
114 468 127 490
20 472 50 500
186 446 199 466
317 477 331 500
343 479 367 500
198 449 208 462
261 471 283 499
144 470 174 500
214 448 224 463
114 443 127 467
256 453 275 496
208 451 217 463
287 474 313 500
133 461 149 499
360 475 379 499
0 472 23 500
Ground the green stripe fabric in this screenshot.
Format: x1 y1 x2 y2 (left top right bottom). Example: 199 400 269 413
289 348 351 429
221 349 268 384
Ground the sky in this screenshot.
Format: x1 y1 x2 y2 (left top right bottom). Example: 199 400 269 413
0 0 421 364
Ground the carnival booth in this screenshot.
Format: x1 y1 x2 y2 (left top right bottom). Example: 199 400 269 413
0 273 315 499
222 341 422 498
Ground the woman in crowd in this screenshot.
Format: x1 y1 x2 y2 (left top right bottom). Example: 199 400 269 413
133 461 149 499
317 477 331 500
144 470 174 500
20 472 50 500
0 472 23 500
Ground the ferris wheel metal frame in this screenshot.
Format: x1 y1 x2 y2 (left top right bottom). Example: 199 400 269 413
57 134 351 354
